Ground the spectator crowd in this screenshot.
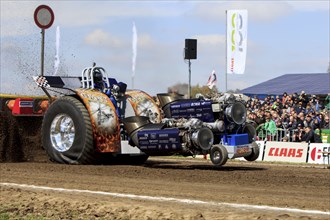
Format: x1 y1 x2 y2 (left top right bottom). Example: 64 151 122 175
245 91 330 143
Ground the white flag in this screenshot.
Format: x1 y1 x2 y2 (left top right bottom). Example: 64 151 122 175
226 10 248 74
207 70 217 89
54 26 60 76
132 22 137 77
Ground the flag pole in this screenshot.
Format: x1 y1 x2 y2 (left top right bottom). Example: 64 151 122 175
132 76 134 89
225 10 228 93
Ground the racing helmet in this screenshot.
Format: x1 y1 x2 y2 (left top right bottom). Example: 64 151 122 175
93 69 103 83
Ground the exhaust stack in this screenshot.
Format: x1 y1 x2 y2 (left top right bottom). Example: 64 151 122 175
122 116 150 146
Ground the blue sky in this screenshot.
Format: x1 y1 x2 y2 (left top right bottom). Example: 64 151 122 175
1 1 329 96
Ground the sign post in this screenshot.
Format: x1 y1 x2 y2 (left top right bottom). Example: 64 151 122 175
34 5 55 76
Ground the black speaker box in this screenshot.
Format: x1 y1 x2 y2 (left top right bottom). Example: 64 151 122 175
185 39 197 60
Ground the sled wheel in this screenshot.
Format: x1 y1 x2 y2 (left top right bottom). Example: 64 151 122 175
210 144 228 166
42 96 95 164
244 141 260 161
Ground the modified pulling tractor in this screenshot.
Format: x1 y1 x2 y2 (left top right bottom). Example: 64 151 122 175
0 64 259 166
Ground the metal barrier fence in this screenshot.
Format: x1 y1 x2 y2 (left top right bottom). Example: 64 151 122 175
256 126 297 142
256 125 330 143
255 125 330 142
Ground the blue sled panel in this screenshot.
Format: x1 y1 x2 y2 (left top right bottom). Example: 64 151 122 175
137 128 181 152
169 99 214 122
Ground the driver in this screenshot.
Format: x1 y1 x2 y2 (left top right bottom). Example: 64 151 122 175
93 69 106 92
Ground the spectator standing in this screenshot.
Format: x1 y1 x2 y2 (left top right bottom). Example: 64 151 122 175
325 94 330 110
264 116 277 140
296 112 305 127
282 92 288 105
312 117 321 131
323 116 330 129
301 126 322 143
299 91 308 108
310 95 321 112
256 111 265 125
294 101 304 114
285 103 291 114
305 103 313 115
303 115 314 128
292 125 304 142
287 115 298 130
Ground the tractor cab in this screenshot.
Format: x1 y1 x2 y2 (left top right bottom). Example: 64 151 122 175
81 65 110 91
81 64 127 118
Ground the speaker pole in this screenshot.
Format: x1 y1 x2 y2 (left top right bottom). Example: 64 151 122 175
188 59 191 98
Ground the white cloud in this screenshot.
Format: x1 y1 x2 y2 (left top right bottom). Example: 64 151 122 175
138 34 157 49
87 29 168 54
192 34 226 45
84 29 125 48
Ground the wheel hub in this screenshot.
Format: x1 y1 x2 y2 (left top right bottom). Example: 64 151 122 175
213 150 221 161
50 114 75 152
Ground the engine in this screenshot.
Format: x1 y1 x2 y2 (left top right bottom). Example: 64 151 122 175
122 116 214 156
157 93 256 143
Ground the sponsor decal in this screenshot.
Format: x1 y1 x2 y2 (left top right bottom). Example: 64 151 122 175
308 144 330 164
268 147 303 158
19 101 33 107
310 147 322 161
263 142 308 163
236 145 250 155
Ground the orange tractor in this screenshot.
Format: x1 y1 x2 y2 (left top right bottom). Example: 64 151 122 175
0 64 259 166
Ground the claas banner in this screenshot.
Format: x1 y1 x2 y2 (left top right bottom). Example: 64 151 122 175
263 142 308 163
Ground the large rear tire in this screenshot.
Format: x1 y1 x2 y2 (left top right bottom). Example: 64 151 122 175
210 144 228 166
42 96 95 164
244 141 260 161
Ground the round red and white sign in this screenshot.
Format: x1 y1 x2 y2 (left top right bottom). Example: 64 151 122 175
34 5 54 29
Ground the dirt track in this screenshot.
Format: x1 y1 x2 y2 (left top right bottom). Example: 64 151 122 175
1 158 330 219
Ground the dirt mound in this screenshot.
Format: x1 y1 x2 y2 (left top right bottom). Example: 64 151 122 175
0 110 47 163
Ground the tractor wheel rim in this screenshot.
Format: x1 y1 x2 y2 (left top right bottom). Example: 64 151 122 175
213 151 221 161
50 114 75 152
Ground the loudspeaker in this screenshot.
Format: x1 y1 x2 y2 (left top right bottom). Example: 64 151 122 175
185 39 197 60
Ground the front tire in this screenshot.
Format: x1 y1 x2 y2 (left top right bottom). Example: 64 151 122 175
42 96 95 164
244 142 260 161
210 144 228 166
